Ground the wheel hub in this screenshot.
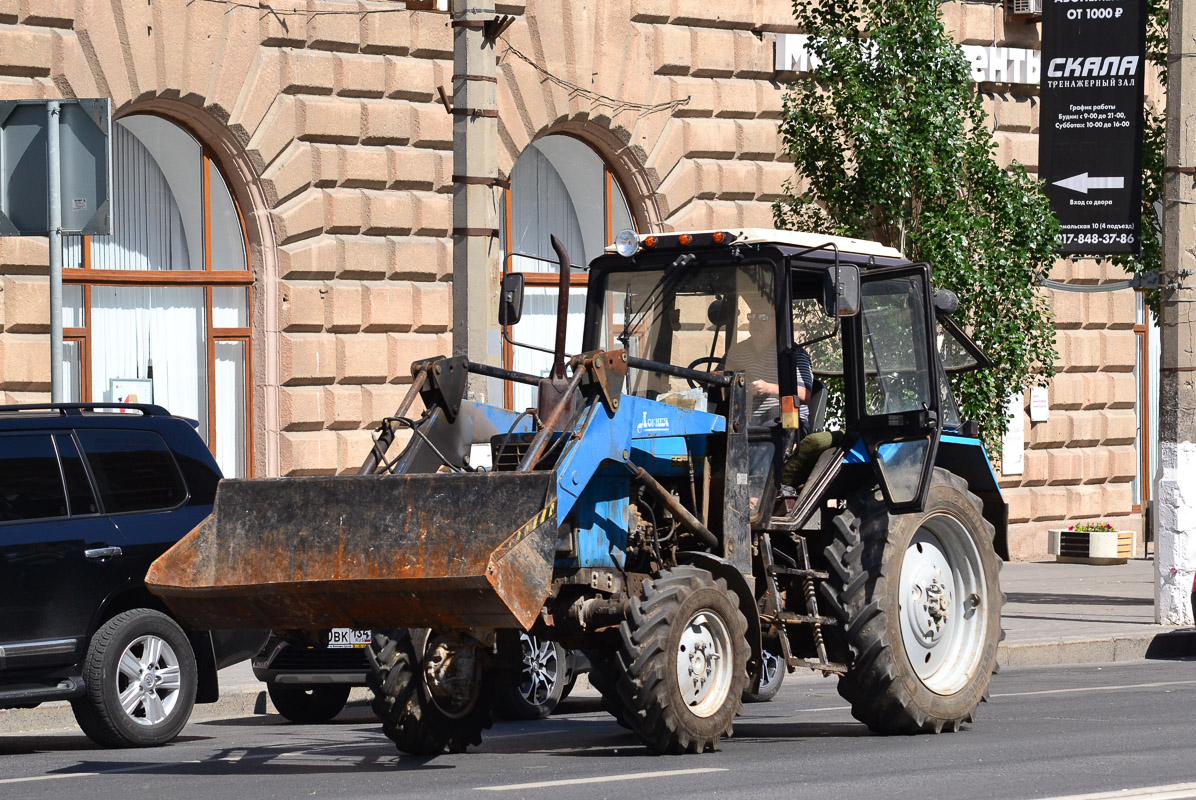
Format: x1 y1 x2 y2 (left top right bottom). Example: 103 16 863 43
424 636 482 718
687 642 715 687
675 611 732 718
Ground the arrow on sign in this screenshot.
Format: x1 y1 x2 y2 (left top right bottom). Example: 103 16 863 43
1052 173 1126 194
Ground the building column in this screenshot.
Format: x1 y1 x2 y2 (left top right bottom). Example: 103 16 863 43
450 1 505 403
1156 0 1196 624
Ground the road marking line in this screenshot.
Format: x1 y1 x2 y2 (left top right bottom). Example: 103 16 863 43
1031 782 1196 800
0 760 201 785
476 767 727 791
993 680 1196 699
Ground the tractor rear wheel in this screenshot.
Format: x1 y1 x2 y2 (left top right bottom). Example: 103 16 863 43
820 468 1002 734
613 566 748 753
366 629 495 755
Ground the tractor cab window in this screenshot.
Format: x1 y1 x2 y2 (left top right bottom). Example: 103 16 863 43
860 277 933 415
792 293 842 376
598 261 777 409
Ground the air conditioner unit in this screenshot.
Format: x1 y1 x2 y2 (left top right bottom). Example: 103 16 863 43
1009 0 1043 17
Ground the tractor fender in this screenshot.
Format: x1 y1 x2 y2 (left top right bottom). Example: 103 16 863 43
676 551 762 675
935 437 1009 560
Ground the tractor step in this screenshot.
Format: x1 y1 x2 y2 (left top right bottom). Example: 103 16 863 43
761 611 839 627
788 657 848 676
766 564 829 580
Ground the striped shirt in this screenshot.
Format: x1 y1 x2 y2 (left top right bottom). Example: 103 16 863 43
727 340 814 428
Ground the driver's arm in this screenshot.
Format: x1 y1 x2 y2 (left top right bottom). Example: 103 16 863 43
795 347 813 403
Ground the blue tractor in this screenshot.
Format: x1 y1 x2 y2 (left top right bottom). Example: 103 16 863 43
147 229 1005 754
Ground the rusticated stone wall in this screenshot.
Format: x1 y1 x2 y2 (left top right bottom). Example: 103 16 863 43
0 0 1146 559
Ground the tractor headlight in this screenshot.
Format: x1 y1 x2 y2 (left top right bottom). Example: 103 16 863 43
614 228 639 258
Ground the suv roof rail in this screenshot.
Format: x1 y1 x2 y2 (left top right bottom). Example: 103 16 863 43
0 402 171 417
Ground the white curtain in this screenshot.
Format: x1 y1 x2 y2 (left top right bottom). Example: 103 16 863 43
214 341 246 477
90 286 207 434
88 121 196 271
507 136 630 409
510 288 587 411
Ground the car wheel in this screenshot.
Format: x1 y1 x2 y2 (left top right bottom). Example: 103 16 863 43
742 645 785 703
71 609 198 748
493 633 567 720
267 683 351 724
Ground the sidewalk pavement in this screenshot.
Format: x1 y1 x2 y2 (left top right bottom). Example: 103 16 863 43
2 557 1193 736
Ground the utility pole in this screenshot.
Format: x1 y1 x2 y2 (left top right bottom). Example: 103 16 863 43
1156 0 1196 625
450 0 505 402
47 100 64 403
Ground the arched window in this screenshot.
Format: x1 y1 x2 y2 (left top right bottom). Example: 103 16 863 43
503 135 634 409
62 114 253 477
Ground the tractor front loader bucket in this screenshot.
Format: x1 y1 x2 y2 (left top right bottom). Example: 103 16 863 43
146 471 559 633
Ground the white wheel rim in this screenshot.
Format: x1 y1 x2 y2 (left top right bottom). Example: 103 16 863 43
518 634 559 706
116 634 182 727
899 513 988 695
675 610 733 718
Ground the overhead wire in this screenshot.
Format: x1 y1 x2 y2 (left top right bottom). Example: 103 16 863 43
185 1 691 117
499 38 691 118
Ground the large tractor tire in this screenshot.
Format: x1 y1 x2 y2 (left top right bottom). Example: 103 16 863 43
819 468 1002 734
366 629 495 755
612 565 749 754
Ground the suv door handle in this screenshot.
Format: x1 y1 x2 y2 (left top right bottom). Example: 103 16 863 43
84 546 123 560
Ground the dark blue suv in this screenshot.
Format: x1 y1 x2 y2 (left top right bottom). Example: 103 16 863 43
0 404 265 747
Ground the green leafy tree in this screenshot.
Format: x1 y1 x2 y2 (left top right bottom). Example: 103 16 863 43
774 0 1059 452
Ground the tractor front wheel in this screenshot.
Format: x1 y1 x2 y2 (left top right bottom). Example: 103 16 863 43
367 629 495 755
820 468 1002 734
613 566 748 753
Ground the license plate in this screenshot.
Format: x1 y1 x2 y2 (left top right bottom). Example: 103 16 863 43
327 628 371 649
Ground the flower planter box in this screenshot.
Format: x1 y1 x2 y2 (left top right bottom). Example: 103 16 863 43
1047 528 1133 565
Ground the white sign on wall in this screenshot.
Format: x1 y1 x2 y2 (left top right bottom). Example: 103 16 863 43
1029 385 1050 422
1002 392 1026 475
775 34 1040 87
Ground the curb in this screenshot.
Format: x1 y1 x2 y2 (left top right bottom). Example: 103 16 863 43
996 628 1196 668
4 633 1193 738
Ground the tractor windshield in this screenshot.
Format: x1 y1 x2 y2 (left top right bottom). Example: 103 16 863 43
595 260 777 408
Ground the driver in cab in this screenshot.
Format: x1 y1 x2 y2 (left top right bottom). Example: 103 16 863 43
725 294 812 431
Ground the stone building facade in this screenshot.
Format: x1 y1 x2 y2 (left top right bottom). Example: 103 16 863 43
0 0 1150 559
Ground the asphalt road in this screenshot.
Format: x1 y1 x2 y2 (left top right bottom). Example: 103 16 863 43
2 660 1194 800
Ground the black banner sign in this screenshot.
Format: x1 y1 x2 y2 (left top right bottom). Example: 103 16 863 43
1039 0 1146 256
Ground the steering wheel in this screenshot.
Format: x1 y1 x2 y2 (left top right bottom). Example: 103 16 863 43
686 355 726 389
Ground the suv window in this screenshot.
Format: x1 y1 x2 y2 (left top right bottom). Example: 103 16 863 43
0 434 68 522
55 434 100 516
76 429 187 513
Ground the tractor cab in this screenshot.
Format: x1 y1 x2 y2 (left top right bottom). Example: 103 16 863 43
568 228 989 526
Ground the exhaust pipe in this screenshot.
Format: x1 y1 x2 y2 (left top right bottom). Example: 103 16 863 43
549 234 571 380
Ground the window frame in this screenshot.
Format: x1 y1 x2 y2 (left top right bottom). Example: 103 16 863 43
62 134 255 478
500 146 634 409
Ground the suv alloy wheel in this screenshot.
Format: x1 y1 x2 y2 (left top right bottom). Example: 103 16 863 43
71 608 198 747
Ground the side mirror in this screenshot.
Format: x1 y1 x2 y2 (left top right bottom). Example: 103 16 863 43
499 272 525 326
823 264 861 318
933 288 959 317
